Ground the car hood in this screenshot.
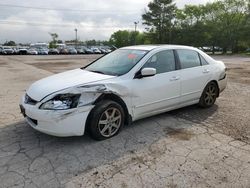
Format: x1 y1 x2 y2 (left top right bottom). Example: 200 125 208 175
27 69 115 101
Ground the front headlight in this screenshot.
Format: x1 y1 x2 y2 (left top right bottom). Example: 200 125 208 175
40 94 80 110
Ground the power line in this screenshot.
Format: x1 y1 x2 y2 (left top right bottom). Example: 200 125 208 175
0 3 138 13
0 20 134 29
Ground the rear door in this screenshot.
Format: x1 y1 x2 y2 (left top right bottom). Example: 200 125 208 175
176 49 212 103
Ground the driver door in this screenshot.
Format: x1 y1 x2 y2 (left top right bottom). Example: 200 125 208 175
130 50 181 119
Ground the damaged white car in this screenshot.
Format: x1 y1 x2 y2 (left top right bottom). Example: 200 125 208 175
20 45 227 140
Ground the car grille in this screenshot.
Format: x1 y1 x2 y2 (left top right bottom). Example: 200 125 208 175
24 94 38 105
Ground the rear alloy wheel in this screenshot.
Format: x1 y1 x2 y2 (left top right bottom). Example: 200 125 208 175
199 82 219 108
88 100 124 140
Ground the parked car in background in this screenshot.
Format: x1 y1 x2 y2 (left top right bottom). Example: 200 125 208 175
200 46 222 53
214 46 223 52
110 45 117 51
37 48 48 55
27 48 38 55
12 48 20 55
105 49 112 53
59 48 68 54
92 48 102 54
83 47 93 54
18 47 28 55
76 47 85 54
201 46 212 52
48 48 59 55
2 46 14 54
20 45 227 139
67 47 77 54
99 48 107 54
0 47 7 55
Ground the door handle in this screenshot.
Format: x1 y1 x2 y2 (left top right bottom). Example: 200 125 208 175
203 69 210 73
170 76 180 81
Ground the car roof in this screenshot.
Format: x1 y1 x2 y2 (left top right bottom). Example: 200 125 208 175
120 45 197 51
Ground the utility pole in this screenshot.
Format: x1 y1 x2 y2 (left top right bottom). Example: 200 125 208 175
134 21 139 32
134 21 139 45
74 28 78 48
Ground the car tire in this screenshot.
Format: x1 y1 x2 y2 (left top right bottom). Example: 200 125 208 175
88 100 125 140
199 82 219 108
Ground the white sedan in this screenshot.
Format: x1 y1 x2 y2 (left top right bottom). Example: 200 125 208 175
20 45 227 140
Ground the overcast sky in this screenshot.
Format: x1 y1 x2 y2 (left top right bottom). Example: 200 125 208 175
0 0 213 43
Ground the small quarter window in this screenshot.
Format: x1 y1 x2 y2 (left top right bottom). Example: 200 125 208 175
199 54 209 65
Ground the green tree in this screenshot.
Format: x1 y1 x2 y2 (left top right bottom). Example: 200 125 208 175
85 40 97 46
136 32 147 45
246 1 250 46
141 0 249 53
57 40 63 44
49 33 58 48
201 2 223 53
109 30 146 47
181 0 248 53
100 40 111 46
3 40 16 46
173 5 208 47
142 0 177 43
212 0 248 53
109 30 130 47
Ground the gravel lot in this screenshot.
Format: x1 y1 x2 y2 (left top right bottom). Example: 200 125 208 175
0 54 250 188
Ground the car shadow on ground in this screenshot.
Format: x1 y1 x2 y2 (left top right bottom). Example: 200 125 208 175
169 104 219 123
0 104 218 186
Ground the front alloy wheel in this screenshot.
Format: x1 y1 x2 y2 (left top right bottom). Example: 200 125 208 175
88 100 124 140
98 107 121 137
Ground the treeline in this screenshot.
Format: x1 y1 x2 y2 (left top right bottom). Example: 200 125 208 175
110 0 250 53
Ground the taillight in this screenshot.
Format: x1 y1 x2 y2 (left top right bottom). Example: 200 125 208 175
219 68 227 80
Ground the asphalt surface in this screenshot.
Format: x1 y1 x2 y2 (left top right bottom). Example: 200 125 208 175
0 55 250 188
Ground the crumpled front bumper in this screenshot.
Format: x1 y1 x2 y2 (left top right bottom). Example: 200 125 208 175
20 95 94 137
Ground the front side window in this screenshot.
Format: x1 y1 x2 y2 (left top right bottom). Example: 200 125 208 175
177 49 201 69
85 49 148 76
143 50 176 74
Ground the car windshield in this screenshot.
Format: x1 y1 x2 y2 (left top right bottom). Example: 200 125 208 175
85 49 148 76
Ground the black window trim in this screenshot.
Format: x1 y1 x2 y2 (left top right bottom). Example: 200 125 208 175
198 53 209 66
175 49 204 70
135 49 179 77
198 53 202 66
173 49 181 70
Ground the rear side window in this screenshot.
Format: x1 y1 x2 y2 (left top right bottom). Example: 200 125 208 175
143 50 176 74
177 49 201 69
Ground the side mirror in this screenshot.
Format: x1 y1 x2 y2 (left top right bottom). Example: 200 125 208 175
140 68 156 78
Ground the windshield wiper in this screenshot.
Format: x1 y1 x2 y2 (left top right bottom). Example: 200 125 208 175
88 70 118 76
89 70 105 74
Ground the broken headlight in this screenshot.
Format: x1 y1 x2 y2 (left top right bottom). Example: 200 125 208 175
40 94 81 110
